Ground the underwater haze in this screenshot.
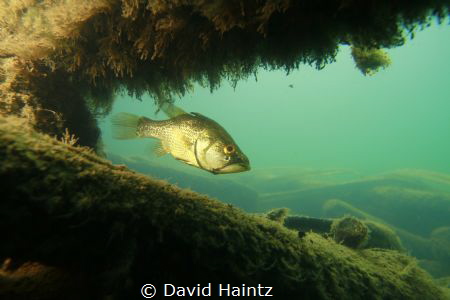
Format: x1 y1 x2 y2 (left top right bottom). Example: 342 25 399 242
100 24 450 176
99 23 450 280
3 1 450 298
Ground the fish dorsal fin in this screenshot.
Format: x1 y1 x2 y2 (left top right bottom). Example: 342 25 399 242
151 140 167 157
190 112 206 118
190 112 215 122
160 102 187 118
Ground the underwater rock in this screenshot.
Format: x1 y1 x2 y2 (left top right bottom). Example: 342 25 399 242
265 207 290 224
1 115 449 299
330 217 369 249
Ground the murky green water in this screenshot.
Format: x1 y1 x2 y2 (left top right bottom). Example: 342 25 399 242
99 23 450 279
100 24 450 176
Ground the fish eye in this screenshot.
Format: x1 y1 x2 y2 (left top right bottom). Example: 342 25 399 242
224 145 235 154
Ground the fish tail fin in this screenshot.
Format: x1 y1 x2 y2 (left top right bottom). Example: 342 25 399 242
111 112 141 139
160 102 187 118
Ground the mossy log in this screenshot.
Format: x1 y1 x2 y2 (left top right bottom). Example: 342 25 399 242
1 116 448 299
107 153 260 212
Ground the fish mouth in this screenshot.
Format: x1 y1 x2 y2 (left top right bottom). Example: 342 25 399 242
213 162 250 174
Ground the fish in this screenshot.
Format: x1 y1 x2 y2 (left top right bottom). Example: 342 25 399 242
111 103 250 174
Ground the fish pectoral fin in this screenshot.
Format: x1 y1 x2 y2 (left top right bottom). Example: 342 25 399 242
151 140 167 157
174 157 197 166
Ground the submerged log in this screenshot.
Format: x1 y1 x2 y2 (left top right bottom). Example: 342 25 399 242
0 115 448 299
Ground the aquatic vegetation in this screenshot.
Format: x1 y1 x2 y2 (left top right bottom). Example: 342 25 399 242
59 128 79 146
323 198 450 277
0 58 102 149
1 1 449 298
108 153 259 211
383 169 450 193
255 169 450 276
1 0 448 149
1 114 449 299
351 47 391 75
273 210 404 252
0 1 110 60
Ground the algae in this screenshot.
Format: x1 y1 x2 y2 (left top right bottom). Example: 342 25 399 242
1 114 448 299
107 152 260 212
351 47 391 75
0 0 448 150
265 207 290 224
282 213 404 252
330 216 369 249
0 1 449 298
